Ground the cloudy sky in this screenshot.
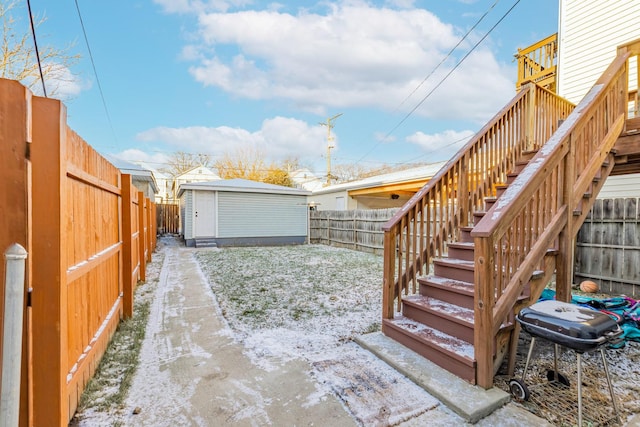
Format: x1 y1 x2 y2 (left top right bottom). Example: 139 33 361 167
24 0 558 176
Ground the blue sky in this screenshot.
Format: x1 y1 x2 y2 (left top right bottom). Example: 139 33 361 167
23 0 559 176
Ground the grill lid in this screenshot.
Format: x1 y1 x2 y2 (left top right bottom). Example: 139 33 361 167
517 300 622 351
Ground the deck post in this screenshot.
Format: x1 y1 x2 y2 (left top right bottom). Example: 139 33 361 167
525 83 536 150
556 135 576 303
474 236 495 388
382 229 396 320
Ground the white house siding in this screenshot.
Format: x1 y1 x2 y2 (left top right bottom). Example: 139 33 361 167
179 191 194 239
217 192 307 238
599 174 640 198
308 190 356 210
558 0 640 199
558 0 640 104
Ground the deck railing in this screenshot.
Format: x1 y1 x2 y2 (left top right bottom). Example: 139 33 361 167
382 84 574 319
471 42 639 388
515 33 557 92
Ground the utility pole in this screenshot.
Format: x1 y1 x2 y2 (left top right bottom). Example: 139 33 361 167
320 113 342 186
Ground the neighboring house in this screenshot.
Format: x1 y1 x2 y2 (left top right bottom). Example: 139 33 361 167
309 162 446 210
103 154 158 200
153 170 172 204
164 165 221 204
177 178 311 247
290 168 324 192
556 0 640 197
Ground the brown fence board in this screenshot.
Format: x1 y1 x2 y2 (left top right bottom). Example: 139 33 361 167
157 203 180 234
310 209 399 254
0 79 32 426
0 79 158 425
575 197 640 296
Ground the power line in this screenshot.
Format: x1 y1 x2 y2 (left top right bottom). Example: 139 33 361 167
356 0 521 164
26 0 46 97
394 0 500 113
74 0 118 144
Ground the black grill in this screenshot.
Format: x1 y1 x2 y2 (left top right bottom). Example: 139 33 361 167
509 300 623 426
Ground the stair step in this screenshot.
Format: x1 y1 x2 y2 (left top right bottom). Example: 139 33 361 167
506 173 519 185
447 241 475 261
434 258 474 283
514 160 529 173
419 276 474 309
495 184 508 198
382 316 476 384
484 196 498 210
195 240 218 248
473 211 486 226
403 295 474 343
459 226 474 243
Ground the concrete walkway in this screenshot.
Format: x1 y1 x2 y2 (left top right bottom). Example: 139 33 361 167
122 243 355 426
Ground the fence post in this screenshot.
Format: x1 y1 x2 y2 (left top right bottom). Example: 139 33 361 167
1 244 28 427
137 192 146 282
121 175 135 319
0 78 32 426
31 94 67 425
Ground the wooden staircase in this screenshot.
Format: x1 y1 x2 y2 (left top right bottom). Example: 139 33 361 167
381 40 640 389
382 148 619 383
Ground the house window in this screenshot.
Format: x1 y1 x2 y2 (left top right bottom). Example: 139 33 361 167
336 196 345 210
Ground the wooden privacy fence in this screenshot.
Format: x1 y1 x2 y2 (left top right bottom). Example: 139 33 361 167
311 204 640 296
0 79 157 426
310 209 399 254
157 203 180 234
575 198 640 296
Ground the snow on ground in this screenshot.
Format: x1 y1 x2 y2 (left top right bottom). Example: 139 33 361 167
73 239 640 426
196 244 640 426
195 244 445 425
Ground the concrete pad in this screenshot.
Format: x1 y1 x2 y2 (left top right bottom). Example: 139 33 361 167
355 332 511 424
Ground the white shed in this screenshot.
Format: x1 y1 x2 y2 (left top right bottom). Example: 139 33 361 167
178 179 311 247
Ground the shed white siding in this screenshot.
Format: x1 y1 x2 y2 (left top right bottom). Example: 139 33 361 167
217 192 307 238
180 190 194 239
558 0 640 103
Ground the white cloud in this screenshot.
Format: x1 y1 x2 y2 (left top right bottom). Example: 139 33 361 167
385 0 415 8
406 129 475 158
135 116 328 163
183 3 514 121
113 149 170 170
153 0 252 14
25 62 88 100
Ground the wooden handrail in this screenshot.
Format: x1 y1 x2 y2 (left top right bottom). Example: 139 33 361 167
381 84 574 319
516 33 557 91
471 49 632 388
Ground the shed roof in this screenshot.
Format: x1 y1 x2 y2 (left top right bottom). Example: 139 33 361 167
103 154 159 194
178 178 311 197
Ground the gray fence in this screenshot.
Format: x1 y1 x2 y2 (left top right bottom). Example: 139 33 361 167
312 201 640 297
574 198 640 297
310 208 399 255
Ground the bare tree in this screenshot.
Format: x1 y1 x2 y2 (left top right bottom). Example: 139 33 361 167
161 151 212 177
0 2 80 97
